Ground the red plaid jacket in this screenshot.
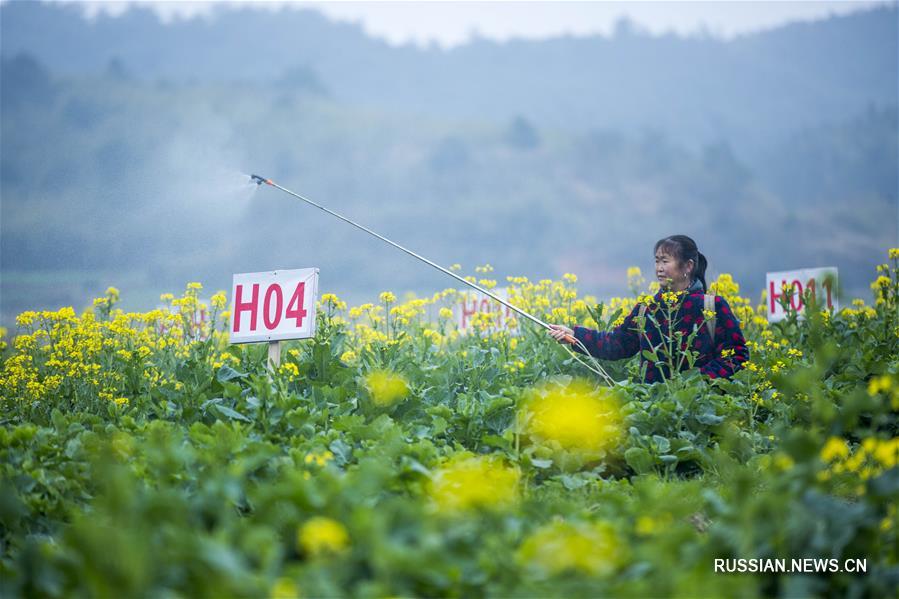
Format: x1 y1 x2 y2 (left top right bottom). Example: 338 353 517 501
571 289 749 383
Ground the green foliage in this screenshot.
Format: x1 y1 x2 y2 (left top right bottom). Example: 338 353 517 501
2 257 898 596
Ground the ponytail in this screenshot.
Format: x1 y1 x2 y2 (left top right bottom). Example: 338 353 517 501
654 235 709 292
696 252 708 292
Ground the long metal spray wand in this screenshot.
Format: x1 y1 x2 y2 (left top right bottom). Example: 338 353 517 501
247 174 623 386
251 173 558 332
244 175 632 386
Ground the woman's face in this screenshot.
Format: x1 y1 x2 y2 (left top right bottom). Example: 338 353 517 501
655 249 693 291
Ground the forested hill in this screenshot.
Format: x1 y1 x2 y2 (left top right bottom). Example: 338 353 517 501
1 2 896 324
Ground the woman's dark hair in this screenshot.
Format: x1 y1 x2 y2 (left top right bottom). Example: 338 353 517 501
654 235 708 292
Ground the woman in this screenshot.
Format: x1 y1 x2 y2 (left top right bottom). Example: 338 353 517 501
548 235 749 383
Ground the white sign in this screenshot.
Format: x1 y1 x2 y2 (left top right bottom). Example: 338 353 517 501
766 267 838 322
454 288 520 335
229 268 319 344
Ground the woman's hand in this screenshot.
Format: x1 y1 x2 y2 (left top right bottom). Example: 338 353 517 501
547 324 575 344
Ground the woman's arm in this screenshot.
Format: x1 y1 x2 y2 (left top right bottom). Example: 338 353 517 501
551 304 642 360
700 296 750 379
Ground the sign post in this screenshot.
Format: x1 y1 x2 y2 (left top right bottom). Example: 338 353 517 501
229 268 319 372
267 340 281 372
765 267 838 322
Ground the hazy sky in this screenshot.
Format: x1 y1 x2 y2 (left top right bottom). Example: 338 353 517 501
66 0 890 47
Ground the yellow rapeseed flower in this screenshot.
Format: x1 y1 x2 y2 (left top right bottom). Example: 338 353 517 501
428 454 520 512
517 520 621 577
889 248 899 260
637 294 653 306
297 517 349 557
379 291 396 304
210 291 227 310
871 276 891 291
524 380 622 456
627 267 645 295
364 370 409 407
339 350 357 363
872 439 898 469
820 437 850 462
661 291 682 305
635 513 673 536
304 450 334 467
868 374 893 396
279 363 299 378
270 577 300 599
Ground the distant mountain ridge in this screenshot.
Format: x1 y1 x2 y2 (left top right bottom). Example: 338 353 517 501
2 1 896 150
0 2 896 324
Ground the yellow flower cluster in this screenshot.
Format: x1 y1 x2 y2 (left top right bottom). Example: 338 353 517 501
304 450 334 467
428 454 520 512
523 380 622 456
661 290 683 305
626 266 645 296
364 370 409 407
819 437 899 482
516 519 622 577
708 273 758 328
820 437 850 462
278 362 299 378
867 374 899 409
504 359 526 373
320 293 347 311
606 296 638 328
635 513 673 536
297 517 349 557
422 328 443 344
269 577 300 599
1 285 237 409
210 291 227 310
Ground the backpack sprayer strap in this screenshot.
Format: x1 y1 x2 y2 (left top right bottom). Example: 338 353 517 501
704 294 716 344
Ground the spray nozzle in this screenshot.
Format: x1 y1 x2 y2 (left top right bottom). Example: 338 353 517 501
250 174 269 186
